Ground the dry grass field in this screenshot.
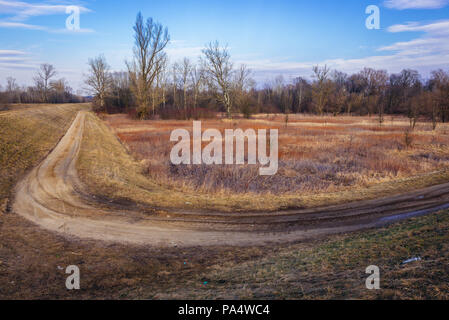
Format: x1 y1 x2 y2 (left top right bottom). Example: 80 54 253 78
1 105 448 299
90 113 449 212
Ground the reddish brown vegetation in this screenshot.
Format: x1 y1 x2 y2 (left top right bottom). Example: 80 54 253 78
104 113 449 196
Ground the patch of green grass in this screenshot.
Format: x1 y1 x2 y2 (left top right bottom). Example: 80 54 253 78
156 212 449 300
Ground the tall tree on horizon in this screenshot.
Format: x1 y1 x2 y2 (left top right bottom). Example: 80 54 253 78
34 63 57 103
127 12 170 119
201 41 234 118
312 65 332 115
85 55 111 111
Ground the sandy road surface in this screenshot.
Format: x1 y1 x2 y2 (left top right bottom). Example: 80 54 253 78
12 111 449 247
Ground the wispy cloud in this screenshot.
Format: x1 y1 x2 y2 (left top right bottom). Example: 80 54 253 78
0 21 47 30
0 20 94 33
387 20 449 34
0 49 26 56
337 19 449 76
377 20 449 61
384 0 449 9
381 19 449 53
0 0 90 20
0 0 92 33
243 52 449 84
240 18 449 82
0 49 36 71
165 16 449 83
166 47 204 61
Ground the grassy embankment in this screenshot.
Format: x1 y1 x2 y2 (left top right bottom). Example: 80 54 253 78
2 204 448 299
0 104 89 213
156 212 449 299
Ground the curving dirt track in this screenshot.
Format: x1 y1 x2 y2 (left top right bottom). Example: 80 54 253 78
12 111 449 247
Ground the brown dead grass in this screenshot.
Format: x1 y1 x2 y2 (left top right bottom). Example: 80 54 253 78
77 112 275 212
109 114 449 194
84 113 449 212
1 106 448 299
0 104 90 212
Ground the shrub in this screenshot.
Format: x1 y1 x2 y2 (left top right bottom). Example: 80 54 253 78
404 129 414 149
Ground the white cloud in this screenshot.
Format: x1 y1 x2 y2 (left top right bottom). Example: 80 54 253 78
0 48 36 72
384 0 449 9
166 45 204 61
0 21 47 30
239 19 449 82
0 49 26 56
167 18 449 84
387 20 449 34
0 56 26 62
381 19 449 55
0 20 93 33
244 51 449 84
0 0 92 33
0 62 35 69
0 0 90 20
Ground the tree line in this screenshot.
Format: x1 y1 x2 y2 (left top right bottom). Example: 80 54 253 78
0 63 85 108
257 67 449 130
2 12 449 130
83 13 449 129
85 13 254 120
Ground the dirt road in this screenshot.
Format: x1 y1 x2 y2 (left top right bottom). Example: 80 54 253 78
12 111 449 247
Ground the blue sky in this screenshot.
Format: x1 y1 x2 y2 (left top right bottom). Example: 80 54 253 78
1 0 449 91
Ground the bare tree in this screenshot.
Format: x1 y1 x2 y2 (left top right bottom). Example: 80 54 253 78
234 64 252 92
85 55 111 110
158 63 170 109
127 12 170 119
171 63 179 110
50 78 71 103
420 90 438 130
399 69 421 128
430 69 449 124
293 77 309 113
0 84 5 107
34 63 57 103
179 57 192 117
151 55 167 115
202 41 234 118
330 70 348 116
359 68 388 124
312 65 332 115
191 64 204 111
274 75 284 96
233 64 253 112
110 71 134 112
6 77 20 103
